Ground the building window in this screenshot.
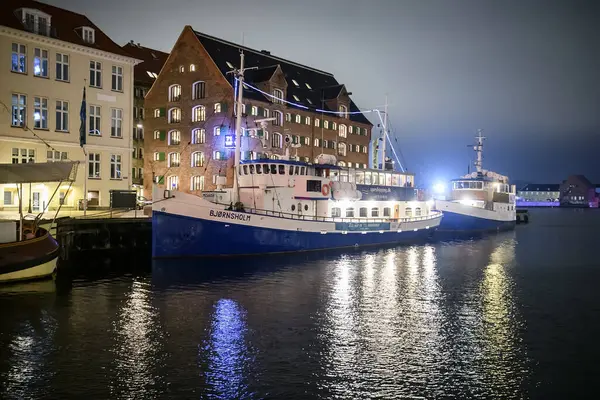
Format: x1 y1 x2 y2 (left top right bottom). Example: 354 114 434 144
11 43 27 73
154 109 161 118
192 105 206 122
339 124 347 138
272 132 282 148
383 207 391 217
192 128 205 144
273 89 284 104
110 154 122 179
191 151 204 167
273 110 283 126
405 208 412 218
33 48 48 77
338 143 347 156
338 161 346 167
47 150 67 162
214 103 222 113
153 130 161 140
302 136 310 146
168 108 181 123
167 176 179 190
251 106 258 116
55 100 69 131
214 126 222 136
12 148 35 164
346 208 354 218
82 27 95 43
324 120 329 129
56 53 69 81
190 64 196 71
314 138 320 147
339 105 348 118
90 61 102 88
315 118 320 127
11 93 26 127
305 116 311 125
362 145 368 154
139 108 144 120
263 108 270 118
111 66 123 91
192 81 206 99
33 97 48 129
138 148 143 159
89 105 101 134
169 84 181 102
111 108 122 137
294 114 301 124
88 153 100 178
213 151 224 160
168 152 180 167
332 122 337 130
168 130 180 145
371 207 379 217
191 175 204 191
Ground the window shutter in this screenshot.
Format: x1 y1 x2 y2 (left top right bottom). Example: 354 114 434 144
222 102 228 112
257 129 264 137
256 106 263 116
158 175 164 184
159 107 166 117
159 130 166 141
158 152 165 161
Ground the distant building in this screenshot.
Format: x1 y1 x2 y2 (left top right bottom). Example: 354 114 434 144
143 26 373 195
121 42 168 198
0 0 139 210
517 184 560 202
559 175 596 207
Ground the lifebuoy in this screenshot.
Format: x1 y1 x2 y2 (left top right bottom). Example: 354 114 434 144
322 183 330 197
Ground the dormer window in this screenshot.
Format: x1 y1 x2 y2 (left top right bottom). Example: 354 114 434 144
17 8 51 36
273 89 284 104
81 27 95 44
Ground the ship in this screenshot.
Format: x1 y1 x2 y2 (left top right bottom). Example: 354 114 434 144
434 131 516 233
151 53 442 257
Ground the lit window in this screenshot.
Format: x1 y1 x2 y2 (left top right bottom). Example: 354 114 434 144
339 105 348 118
324 120 329 129
146 71 154 78
34 48 48 77
169 84 181 101
214 103 222 113
292 79 299 87
338 143 347 156
154 109 160 118
110 154 122 179
305 116 311 125
285 113 291 122
339 124 347 138
213 151 223 160
167 175 179 190
168 152 180 167
190 64 196 71
349 126 353 134
315 118 320 127
11 93 26 127
305 83 312 89
179 65 184 73
226 61 234 69
191 151 204 167
192 128 205 144
272 132 282 148
168 108 181 123
168 130 180 145
251 106 258 116
214 126 222 136
332 122 337 130
34 97 48 129
191 175 204 191
192 105 206 122
11 43 27 73
273 111 283 126
295 114 301 123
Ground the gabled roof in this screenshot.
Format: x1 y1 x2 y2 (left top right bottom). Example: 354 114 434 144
245 66 278 83
520 184 560 191
193 30 372 125
122 42 169 86
2 0 133 59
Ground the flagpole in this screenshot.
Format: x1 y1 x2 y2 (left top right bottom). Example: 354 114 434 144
80 83 87 216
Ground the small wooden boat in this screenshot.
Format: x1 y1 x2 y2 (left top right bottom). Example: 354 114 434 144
0 161 77 284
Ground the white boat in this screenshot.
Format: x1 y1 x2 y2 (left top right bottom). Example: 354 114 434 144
151 54 442 257
0 162 77 284
435 131 516 233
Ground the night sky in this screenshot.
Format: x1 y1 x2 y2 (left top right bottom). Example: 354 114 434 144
48 0 600 185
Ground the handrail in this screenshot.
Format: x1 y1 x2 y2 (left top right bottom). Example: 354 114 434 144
213 202 441 224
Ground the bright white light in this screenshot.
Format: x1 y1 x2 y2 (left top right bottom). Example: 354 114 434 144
433 181 446 194
137 123 143 128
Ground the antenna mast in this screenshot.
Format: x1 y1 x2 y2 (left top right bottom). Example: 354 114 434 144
380 95 388 170
474 128 485 173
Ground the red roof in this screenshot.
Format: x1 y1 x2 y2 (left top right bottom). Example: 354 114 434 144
122 42 169 86
2 0 133 58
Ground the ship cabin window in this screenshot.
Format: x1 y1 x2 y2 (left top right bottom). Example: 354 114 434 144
270 164 277 174
415 207 422 217
359 207 367 217
355 171 364 184
386 173 392 186
256 164 262 174
454 181 484 190
383 207 391 217
307 180 322 193
406 208 413 217
249 164 255 174
289 165 294 175
346 208 355 218
371 208 379 217
300 166 306 175
263 164 269 173
279 165 285 175
392 174 399 186
243 165 248 175
331 207 341 218
364 172 372 185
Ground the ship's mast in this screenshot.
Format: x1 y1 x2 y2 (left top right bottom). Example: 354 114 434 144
473 128 485 173
380 95 388 170
232 52 245 204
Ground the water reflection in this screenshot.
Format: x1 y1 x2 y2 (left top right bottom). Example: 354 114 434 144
110 279 165 398
204 298 252 399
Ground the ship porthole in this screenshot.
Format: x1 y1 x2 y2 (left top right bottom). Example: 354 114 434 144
291 205 296 211
304 205 309 211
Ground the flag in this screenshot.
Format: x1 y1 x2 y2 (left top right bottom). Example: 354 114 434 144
79 86 86 147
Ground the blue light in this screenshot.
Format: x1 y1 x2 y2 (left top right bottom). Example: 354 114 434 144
224 134 235 148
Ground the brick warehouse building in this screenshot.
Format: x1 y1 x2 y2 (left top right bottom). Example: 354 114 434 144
143 26 373 195
121 41 168 198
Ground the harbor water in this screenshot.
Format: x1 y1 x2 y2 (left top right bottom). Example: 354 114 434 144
0 209 598 399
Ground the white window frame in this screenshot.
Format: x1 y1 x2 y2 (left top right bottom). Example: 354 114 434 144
88 153 100 178
273 110 283 126
338 143 347 156
251 106 258 116
192 128 205 144
167 176 179 190
11 93 27 127
339 105 348 118
190 64 196 72
169 84 181 102
110 108 122 137
33 96 48 129
273 88 284 104
295 114 301 124
213 126 222 136
110 154 122 179
56 53 69 82
214 103 222 113
111 65 123 92
168 108 181 124
190 175 204 191
33 47 48 77
191 151 204 167
168 130 180 145
55 100 69 132
11 43 27 73
47 150 67 162
192 105 206 122
88 105 101 135
192 81 206 100
168 152 180 167
339 124 347 138
82 27 95 43
272 132 282 149
90 60 102 88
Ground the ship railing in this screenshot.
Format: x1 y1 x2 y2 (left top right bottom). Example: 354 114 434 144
233 206 441 224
